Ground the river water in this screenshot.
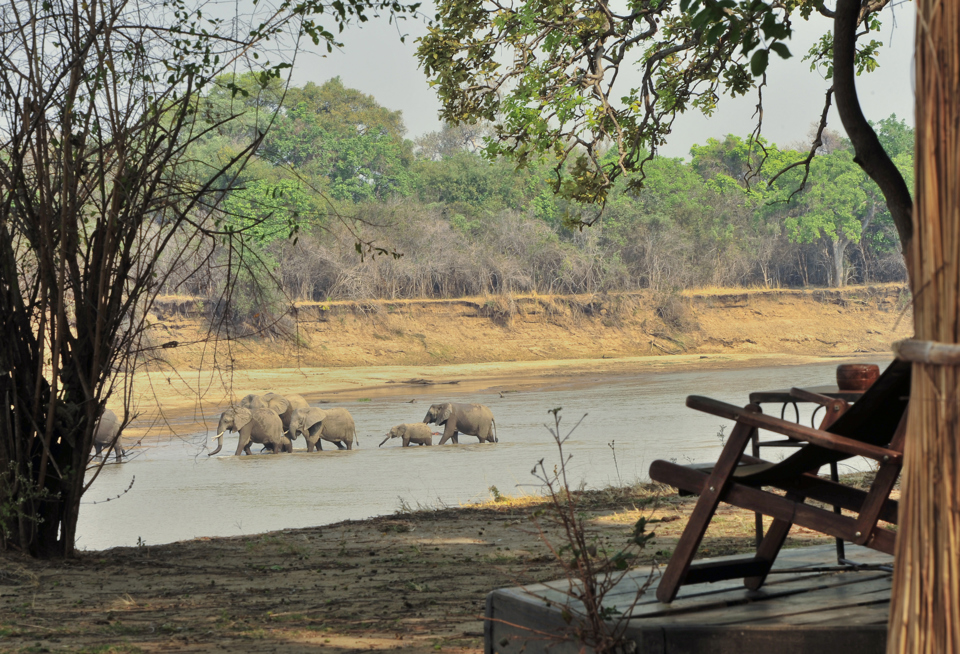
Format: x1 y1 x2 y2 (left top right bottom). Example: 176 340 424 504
78 359 889 551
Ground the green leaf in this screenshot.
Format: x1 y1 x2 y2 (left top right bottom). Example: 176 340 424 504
750 49 769 77
769 42 791 59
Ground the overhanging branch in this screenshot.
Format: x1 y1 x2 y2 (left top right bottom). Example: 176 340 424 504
833 0 912 248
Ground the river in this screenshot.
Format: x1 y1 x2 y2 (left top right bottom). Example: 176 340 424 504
77 359 889 550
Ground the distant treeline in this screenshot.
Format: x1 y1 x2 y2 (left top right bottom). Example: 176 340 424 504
159 75 911 314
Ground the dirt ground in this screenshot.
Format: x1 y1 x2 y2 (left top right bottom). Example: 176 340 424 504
0 485 838 653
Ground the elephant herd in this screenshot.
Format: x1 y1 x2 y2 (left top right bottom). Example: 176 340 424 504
209 394 498 457
88 395 499 463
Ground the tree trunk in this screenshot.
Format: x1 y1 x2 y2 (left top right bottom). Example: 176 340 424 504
887 1 960 651
829 238 847 287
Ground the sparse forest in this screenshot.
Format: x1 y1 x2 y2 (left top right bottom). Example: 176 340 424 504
162 74 911 319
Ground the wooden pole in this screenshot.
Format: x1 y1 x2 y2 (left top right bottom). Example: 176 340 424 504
887 2 960 651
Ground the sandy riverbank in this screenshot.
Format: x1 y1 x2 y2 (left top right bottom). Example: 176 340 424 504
0 483 846 653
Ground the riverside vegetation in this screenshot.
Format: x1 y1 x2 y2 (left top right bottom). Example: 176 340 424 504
160 75 913 338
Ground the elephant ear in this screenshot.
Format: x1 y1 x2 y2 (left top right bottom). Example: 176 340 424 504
305 408 327 429
233 407 253 431
439 404 453 424
264 393 289 415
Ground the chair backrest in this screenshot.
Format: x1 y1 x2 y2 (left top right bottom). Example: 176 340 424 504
744 359 911 484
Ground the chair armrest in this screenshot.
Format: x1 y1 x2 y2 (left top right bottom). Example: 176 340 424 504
788 387 842 407
686 395 901 463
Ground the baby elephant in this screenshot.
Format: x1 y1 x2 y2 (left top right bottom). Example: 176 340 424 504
380 423 435 447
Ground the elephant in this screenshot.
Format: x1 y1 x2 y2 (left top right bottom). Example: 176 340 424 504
209 406 292 456
289 407 357 451
380 423 435 447
92 408 124 461
240 393 308 439
276 394 309 439
423 403 497 445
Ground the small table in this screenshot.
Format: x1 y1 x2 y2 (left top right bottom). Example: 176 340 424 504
746 385 867 562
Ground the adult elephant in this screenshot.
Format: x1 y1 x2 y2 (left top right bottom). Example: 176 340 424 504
380 423 434 447
423 403 497 444
289 407 357 451
209 406 292 456
92 408 124 461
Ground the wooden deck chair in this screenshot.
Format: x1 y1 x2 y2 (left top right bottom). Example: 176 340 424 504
649 359 910 604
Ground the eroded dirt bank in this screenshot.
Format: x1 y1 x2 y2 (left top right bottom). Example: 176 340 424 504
148 284 911 371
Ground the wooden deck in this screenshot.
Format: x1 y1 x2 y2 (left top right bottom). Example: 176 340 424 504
485 544 892 654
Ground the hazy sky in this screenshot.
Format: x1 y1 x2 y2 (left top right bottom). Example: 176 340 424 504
290 4 915 158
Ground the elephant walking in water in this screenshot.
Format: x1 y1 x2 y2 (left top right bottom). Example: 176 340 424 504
209 407 292 455
240 392 309 440
423 403 497 444
289 407 357 451
92 408 124 461
380 423 435 447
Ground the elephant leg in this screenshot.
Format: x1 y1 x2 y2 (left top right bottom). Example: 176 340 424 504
438 425 457 445
334 440 346 450
452 432 460 444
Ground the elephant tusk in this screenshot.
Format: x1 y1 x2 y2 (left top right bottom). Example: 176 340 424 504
213 431 225 440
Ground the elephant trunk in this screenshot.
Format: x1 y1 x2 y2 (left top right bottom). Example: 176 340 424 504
209 414 229 456
208 432 224 456
379 434 391 447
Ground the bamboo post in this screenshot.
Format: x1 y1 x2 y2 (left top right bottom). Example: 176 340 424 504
887 2 960 651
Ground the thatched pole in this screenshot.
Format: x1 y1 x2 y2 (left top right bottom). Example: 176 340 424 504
887 1 960 651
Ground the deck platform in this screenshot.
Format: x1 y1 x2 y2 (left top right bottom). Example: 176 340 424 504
485 544 892 654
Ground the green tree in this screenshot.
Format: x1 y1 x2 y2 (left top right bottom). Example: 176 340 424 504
267 78 413 202
785 151 868 286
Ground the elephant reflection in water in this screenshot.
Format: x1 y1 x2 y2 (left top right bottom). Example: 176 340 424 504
423 403 497 444
209 406 292 456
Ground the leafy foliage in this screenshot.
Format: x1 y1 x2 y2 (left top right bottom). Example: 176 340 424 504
417 0 893 210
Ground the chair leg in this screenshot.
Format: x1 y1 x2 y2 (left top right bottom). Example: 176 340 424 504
743 490 804 591
656 416 758 604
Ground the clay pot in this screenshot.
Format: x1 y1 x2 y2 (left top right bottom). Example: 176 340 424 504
836 364 881 391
